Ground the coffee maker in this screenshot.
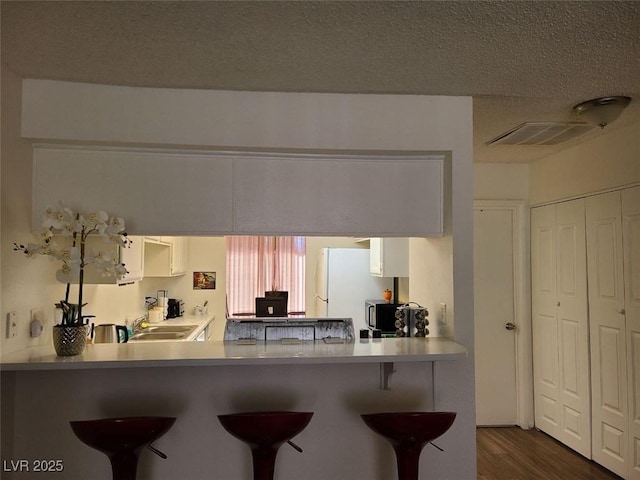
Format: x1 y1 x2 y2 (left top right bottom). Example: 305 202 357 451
167 299 184 318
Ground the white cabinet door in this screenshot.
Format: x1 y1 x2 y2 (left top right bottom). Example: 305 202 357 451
80 235 143 284
34 147 442 237
587 191 629 477
170 237 189 275
118 235 144 284
623 187 640 480
369 238 409 277
233 154 444 236
33 146 234 235
369 238 383 276
532 199 591 457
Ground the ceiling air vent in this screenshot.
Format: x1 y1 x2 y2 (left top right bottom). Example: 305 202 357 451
486 122 594 146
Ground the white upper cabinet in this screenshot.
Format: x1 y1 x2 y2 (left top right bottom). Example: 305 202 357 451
33 146 234 235
232 154 444 236
82 235 144 285
33 147 444 237
369 237 409 277
144 236 189 277
169 237 189 275
118 236 144 284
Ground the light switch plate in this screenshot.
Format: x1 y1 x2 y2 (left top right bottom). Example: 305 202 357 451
6 311 17 338
439 303 447 324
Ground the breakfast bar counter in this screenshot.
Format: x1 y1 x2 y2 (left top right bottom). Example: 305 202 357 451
0 337 467 371
1 335 470 480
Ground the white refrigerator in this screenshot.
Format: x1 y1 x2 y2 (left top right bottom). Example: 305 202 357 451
314 248 393 331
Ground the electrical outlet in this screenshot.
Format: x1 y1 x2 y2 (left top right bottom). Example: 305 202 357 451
439 303 447 324
6 311 18 338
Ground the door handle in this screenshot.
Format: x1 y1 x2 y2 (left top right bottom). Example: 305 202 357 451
505 322 516 331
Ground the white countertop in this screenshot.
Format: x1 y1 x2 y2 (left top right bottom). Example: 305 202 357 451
0 337 466 371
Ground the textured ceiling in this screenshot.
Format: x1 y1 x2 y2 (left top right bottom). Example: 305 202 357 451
2 1 639 163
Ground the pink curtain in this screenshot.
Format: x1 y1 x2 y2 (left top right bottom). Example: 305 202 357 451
226 236 306 316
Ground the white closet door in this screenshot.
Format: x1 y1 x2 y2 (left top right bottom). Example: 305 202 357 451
587 191 628 477
532 199 590 457
555 199 591 457
623 186 640 480
532 205 561 437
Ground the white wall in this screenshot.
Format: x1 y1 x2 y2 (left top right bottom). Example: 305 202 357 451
8 79 476 478
0 68 72 356
530 122 640 205
475 163 530 200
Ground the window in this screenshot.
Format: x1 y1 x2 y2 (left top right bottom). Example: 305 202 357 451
225 236 305 316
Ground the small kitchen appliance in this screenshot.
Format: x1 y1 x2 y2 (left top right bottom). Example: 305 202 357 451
366 300 401 333
92 323 129 343
167 299 184 318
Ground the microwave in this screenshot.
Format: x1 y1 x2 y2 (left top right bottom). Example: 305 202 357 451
365 300 400 333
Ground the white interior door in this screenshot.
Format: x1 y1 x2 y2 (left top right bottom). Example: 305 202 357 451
555 199 591 458
622 186 640 480
474 206 518 425
587 191 628 477
532 199 591 458
532 205 561 435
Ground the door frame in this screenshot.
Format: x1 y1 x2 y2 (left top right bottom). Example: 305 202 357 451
474 200 533 428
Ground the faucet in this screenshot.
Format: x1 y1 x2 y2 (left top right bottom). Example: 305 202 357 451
131 316 147 334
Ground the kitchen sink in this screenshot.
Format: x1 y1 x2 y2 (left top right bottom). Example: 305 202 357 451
129 324 199 341
129 332 188 341
146 325 197 333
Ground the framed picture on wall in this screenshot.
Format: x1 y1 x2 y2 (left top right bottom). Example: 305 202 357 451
193 271 216 290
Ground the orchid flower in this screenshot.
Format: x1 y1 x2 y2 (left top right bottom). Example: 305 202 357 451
14 203 131 326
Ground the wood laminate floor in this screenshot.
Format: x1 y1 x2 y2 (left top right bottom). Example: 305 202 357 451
477 427 622 480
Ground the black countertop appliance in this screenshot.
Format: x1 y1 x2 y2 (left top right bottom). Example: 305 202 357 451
167 299 184 318
365 300 400 333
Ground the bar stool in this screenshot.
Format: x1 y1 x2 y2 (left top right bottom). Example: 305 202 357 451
218 411 313 480
361 412 456 480
69 416 175 480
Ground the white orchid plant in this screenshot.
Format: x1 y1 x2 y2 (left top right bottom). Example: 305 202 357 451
14 204 131 326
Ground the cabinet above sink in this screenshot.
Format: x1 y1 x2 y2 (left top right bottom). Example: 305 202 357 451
144 236 189 277
81 235 145 285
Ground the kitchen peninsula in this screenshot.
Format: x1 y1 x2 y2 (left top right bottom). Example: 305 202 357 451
3 77 475 478
0 335 466 370
1 334 466 480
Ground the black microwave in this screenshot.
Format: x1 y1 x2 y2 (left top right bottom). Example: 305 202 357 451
365 300 400 333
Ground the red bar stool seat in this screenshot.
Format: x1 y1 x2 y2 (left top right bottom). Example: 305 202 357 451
70 416 175 480
218 411 313 480
361 411 456 480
